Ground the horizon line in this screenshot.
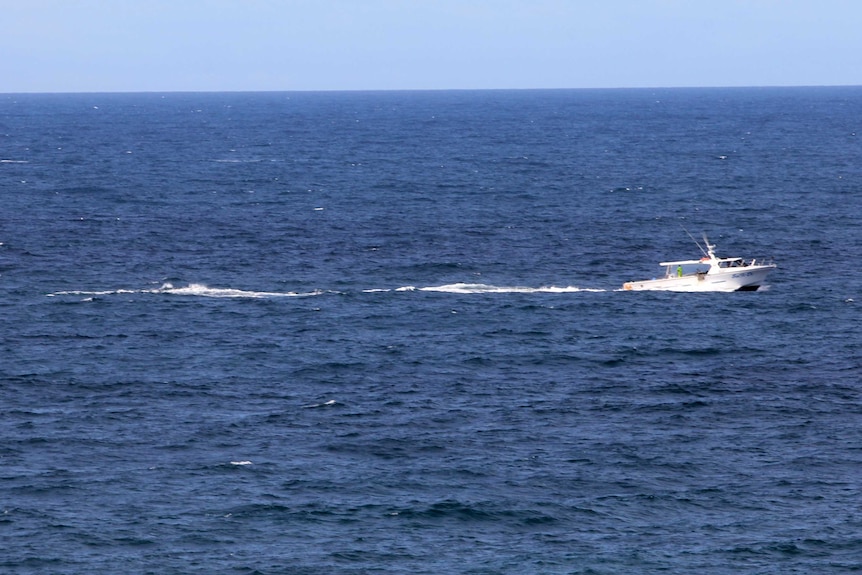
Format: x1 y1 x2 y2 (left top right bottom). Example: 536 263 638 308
3 84 861 97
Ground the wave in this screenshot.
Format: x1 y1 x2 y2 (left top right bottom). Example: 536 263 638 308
301 399 339 409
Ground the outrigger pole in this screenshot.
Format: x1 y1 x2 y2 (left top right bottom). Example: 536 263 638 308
680 224 709 258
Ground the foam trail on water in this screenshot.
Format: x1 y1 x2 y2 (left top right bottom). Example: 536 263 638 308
413 283 604 294
48 283 325 299
48 282 604 299
48 289 145 297
158 283 324 298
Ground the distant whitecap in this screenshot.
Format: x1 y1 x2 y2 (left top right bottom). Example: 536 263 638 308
302 399 338 409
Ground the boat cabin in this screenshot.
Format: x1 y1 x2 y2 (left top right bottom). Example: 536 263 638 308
657 256 754 278
716 257 747 268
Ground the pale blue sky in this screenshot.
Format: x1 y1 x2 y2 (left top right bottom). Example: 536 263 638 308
2 0 861 93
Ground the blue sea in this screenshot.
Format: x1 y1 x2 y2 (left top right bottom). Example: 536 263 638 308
1 88 861 574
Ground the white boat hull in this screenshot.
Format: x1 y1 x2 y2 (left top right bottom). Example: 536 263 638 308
623 265 774 292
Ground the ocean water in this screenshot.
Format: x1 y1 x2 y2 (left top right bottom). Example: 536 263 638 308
1 88 861 574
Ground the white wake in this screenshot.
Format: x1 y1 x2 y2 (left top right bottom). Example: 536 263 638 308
48 282 604 299
409 283 604 294
48 283 325 299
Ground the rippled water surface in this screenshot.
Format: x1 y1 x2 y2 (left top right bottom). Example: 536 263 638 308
2 88 861 574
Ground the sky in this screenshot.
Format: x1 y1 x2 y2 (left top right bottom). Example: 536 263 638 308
1 0 861 93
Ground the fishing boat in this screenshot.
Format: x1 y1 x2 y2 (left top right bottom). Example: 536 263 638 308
622 235 775 292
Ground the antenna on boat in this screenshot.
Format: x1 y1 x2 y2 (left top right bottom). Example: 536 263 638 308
680 225 709 258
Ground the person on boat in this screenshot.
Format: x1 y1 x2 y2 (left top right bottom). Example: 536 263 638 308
677 265 683 277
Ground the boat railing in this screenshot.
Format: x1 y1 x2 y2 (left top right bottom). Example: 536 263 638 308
747 256 776 267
